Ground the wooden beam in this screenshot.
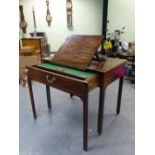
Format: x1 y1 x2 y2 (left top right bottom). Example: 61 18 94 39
101 0 109 54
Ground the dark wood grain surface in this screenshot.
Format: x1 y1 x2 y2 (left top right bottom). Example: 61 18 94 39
26 34 126 151
26 57 126 151
51 35 103 70
87 57 127 73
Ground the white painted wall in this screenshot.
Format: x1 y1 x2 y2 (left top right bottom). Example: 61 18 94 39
19 0 135 51
19 0 103 51
108 0 135 42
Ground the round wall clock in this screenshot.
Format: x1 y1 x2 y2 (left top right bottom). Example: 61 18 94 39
20 20 27 28
66 1 72 9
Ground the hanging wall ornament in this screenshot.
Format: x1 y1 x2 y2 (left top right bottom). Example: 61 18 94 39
19 5 27 33
32 7 37 36
66 0 72 27
46 0 52 26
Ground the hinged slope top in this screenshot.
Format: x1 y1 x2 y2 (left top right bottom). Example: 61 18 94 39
51 35 103 70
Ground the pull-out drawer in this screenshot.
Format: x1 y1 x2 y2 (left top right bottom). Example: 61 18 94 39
27 66 89 97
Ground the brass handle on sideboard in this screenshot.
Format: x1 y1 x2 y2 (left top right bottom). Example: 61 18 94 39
46 75 56 84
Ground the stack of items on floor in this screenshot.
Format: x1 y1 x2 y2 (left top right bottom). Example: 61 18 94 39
118 41 135 83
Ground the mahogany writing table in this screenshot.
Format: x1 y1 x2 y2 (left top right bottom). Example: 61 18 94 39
26 35 126 151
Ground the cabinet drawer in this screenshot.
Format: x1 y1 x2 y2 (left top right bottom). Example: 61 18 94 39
27 66 88 97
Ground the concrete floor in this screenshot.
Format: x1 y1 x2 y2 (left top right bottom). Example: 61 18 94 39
19 79 135 155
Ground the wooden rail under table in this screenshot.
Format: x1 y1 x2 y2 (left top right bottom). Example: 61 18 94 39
26 58 126 151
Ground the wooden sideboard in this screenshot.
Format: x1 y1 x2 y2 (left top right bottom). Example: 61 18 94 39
21 37 49 58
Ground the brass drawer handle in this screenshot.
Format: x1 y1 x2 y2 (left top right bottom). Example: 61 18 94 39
46 75 56 84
